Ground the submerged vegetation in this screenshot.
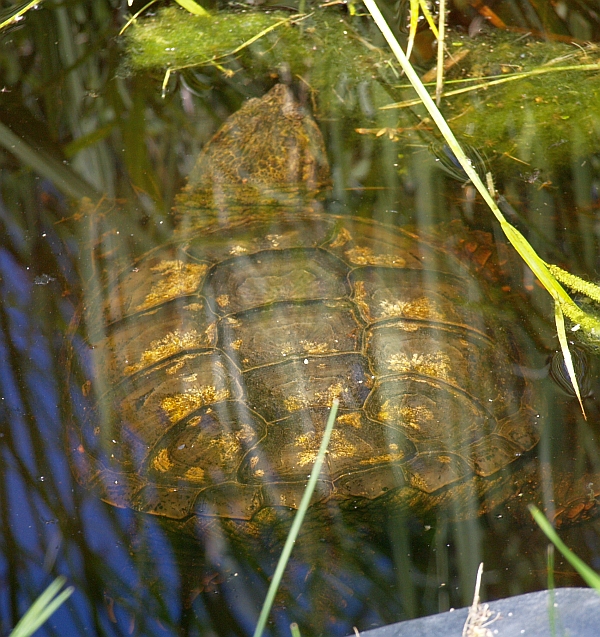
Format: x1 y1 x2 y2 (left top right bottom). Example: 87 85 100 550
123 5 600 168
2 0 600 635
123 6 393 113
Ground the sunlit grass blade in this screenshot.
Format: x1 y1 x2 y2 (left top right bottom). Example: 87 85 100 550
405 0 419 60
253 400 339 637
0 0 40 31
119 0 159 36
9 577 74 637
435 0 445 105
529 505 600 591
554 303 586 419
418 0 438 37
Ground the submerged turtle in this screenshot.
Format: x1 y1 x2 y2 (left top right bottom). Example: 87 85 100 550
68 84 598 536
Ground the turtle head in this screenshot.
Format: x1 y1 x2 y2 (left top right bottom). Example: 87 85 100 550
179 84 330 216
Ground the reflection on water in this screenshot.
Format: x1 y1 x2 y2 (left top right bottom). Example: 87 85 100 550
2 2 600 637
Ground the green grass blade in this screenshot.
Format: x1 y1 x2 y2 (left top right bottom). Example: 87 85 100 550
529 505 600 591
405 0 419 60
554 302 586 419
10 577 74 637
290 622 302 637
253 400 340 637
0 120 99 201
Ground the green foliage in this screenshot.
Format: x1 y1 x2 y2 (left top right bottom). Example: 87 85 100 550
123 6 391 112
439 34 600 166
9 577 73 637
253 401 340 637
530 505 600 592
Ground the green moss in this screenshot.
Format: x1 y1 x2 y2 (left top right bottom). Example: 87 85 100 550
123 6 391 112
124 10 600 169
438 33 600 167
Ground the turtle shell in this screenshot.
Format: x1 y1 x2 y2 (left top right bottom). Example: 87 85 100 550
69 85 539 527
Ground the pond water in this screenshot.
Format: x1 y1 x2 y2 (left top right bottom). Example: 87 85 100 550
1 2 600 637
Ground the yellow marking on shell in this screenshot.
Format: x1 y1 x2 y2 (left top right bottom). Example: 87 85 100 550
266 234 282 247
204 322 217 344
394 320 419 332
249 455 265 478
379 297 442 320
296 429 356 466
152 448 173 473
124 329 208 375
284 395 308 413
135 261 207 312
300 340 331 355
184 467 206 482
438 455 451 464
215 294 230 308
229 245 248 255
315 382 344 405
359 448 407 465
230 338 243 350
353 280 371 320
237 423 258 443
387 352 452 381
378 400 433 430
345 246 406 267
161 387 230 422
409 472 429 491
280 343 295 356
208 432 241 464
329 227 352 248
224 316 240 327
166 360 186 375
336 412 362 428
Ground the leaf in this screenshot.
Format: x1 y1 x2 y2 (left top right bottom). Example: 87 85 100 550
175 0 210 16
405 0 419 60
554 303 587 419
529 505 600 592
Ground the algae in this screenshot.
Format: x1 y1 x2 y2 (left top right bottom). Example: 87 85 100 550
423 32 600 169
123 6 393 113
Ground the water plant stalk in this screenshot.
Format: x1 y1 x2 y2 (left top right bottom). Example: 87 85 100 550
253 400 340 637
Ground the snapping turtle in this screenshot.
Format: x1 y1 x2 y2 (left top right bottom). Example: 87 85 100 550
68 84 598 535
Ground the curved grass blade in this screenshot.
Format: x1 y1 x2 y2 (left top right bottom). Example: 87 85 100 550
554 302 586 419
9 577 74 637
405 0 419 60
253 400 339 637
529 505 600 592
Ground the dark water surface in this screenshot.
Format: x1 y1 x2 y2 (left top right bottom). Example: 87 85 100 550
2 2 600 637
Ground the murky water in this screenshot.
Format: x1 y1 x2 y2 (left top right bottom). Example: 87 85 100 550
1 2 600 637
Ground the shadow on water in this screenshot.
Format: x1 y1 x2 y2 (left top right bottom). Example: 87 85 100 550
2 1 600 636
